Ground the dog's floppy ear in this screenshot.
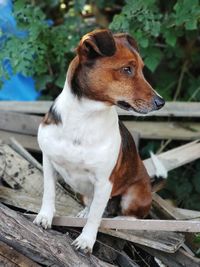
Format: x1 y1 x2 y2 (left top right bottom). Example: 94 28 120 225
126 34 139 52
77 29 116 60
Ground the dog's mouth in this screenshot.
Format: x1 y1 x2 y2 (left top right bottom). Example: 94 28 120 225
117 101 148 114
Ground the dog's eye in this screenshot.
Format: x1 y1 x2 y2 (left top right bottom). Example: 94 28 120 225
121 66 134 76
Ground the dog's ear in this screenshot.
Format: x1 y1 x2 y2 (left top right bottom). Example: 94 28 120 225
77 29 116 60
126 34 139 52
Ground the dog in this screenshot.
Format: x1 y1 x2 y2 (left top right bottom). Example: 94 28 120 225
34 29 165 252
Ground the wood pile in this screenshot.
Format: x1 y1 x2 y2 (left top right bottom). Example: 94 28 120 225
0 101 200 267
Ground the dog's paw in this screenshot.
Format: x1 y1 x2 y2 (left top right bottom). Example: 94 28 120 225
72 232 95 253
33 213 53 229
77 207 89 218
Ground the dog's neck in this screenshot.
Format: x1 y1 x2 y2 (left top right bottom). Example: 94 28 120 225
55 78 118 127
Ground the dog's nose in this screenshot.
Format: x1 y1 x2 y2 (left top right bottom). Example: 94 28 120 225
154 95 165 109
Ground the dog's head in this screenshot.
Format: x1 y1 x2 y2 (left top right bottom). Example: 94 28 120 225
69 29 165 114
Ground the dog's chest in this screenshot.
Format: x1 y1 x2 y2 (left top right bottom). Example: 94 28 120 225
38 111 121 193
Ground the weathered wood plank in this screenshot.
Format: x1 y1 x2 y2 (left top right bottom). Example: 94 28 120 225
123 121 200 140
0 101 52 114
152 193 187 220
0 186 79 216
0 241 40 267
0 255 17 267
144 140 200 177
0 101 199 117
10 137 42 171
0 111 200 140
0 143 82 215
27 215 200 232
0 130 39 151
0 111 41 135
138 245 200 267
100 229 184 253
0 203 113 267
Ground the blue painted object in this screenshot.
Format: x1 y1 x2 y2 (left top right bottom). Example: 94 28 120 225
0 0 40 101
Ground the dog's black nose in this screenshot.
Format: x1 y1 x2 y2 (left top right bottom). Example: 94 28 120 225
154 95 165 109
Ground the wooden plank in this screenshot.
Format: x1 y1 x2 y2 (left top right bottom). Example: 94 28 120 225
0 241 40 267
0 101 199 117
152 193 187 220
144 140 200 177
138 245 200 267
10 137 42 171
0 130 39 151
0 101 52 114
1 111 200 140
175 207 200 220
27 215 200 232
0 143 82 215
123 121 200 140
0 203 113 267
100 229 184 253
0 111 41 135
0 255 17 267
0 186 80 216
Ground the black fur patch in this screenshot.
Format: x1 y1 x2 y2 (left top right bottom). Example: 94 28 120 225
92 30 116 57
49 103 62 124
71 65 85 98
43 102 62 125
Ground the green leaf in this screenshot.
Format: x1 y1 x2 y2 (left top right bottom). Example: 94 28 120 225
185 20 197 30
139 36 149 48
164 30 177 47
144 47 163 72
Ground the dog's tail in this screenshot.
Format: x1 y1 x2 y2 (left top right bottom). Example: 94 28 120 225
150 151 168 178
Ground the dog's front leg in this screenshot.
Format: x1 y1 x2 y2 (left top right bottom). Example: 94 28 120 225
34 154 56 229
72 180 112 252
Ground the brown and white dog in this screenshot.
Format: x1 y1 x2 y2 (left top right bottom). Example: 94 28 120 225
34 29 165 252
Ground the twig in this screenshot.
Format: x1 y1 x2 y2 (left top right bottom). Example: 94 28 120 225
173 60 188 101
156 139 172 154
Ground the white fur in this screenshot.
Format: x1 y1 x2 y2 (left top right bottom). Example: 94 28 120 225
150 151 168 178
120 191 134 211
34 79 121 252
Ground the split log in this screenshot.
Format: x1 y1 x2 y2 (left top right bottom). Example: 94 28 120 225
0 203 114 267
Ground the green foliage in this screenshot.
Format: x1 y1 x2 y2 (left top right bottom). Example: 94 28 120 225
1 0 199 101
110 0 200 101
0 0 92 94
160 161 200 211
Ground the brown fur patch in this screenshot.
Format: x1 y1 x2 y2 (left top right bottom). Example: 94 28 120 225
109 121 152 218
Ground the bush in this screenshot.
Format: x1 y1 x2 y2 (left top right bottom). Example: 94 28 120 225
1 0 199 100
110 0 200 101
